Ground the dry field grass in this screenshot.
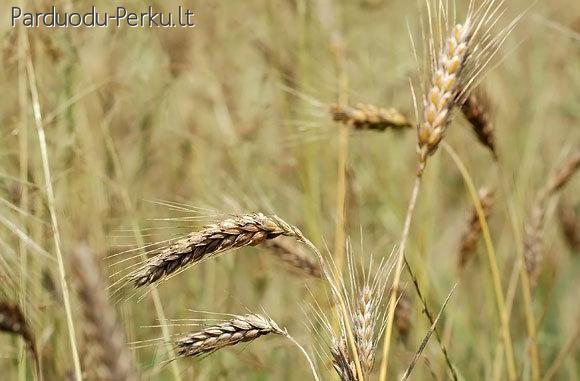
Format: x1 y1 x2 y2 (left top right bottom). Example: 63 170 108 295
1 0 579 380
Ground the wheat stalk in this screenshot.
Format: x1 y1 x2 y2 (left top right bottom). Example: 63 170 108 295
175 313 285 357
331 103 413 131
461 87 497 158
458 187 495 269
131 213 305 287
264 238 322 278
72 245 138 381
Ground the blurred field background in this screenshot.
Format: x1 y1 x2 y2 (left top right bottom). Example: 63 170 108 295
1 0 579 380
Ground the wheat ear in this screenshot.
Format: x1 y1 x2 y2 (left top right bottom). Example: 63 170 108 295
131 213 304 287
557 199 580 251
264 238 322 278
331 338 358 381
0 301 38 364
417 19 473 173
524 150 580 286
72 245 138 381
458 187 495 269
331 103 413 131
461 87 497 158
175 313 285 357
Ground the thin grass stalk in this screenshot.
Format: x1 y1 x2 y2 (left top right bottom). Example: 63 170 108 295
403 258 458 380
379 175 421 381
333 39 349 275
400 283 457 381
443 142 517 380
496 164 541 381
101 125 182 380
24 34 83 381
17 26 31 381
542 318 580 381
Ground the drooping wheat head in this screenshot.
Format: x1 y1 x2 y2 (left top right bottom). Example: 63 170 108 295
130 213 306 287
393 290 413 342
72 245 138 381
174 313 285 358
558 199 580 251
331 103 413 131
264 238 322 278
0 301 37 363
458 187 495 269
461 87 497 158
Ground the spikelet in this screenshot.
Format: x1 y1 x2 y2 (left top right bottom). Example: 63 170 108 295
524 151 580 286
72 245 138 381
331 103 413 131
418 19 474 172
130 213 305 287
263 238 322 278
558 200 580 251
175 313 285 358
331 338 358 381
0 301 37 363
458 188 495 269
461 87 497 158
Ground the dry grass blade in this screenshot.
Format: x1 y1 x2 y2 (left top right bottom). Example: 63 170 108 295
460 87 497 158
400 283 457 381
458 187 495 269
557 199 580 251
72 245 138 381
524 150 580 286
0 301 37 364
263 238 322 278
330 103 413 131
174 313 285 358
331 338 358 381
131 213 305 287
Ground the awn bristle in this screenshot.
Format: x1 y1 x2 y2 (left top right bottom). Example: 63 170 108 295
458 188 495 269
72 246 138 381
131 213 305 287
524 151 580 286
0 301 37 362
418 19 473 173
331 103 412 131
558 200 580 251
331 338 358 381
264 238 322 278
461 87 497 158
175 313 285 358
